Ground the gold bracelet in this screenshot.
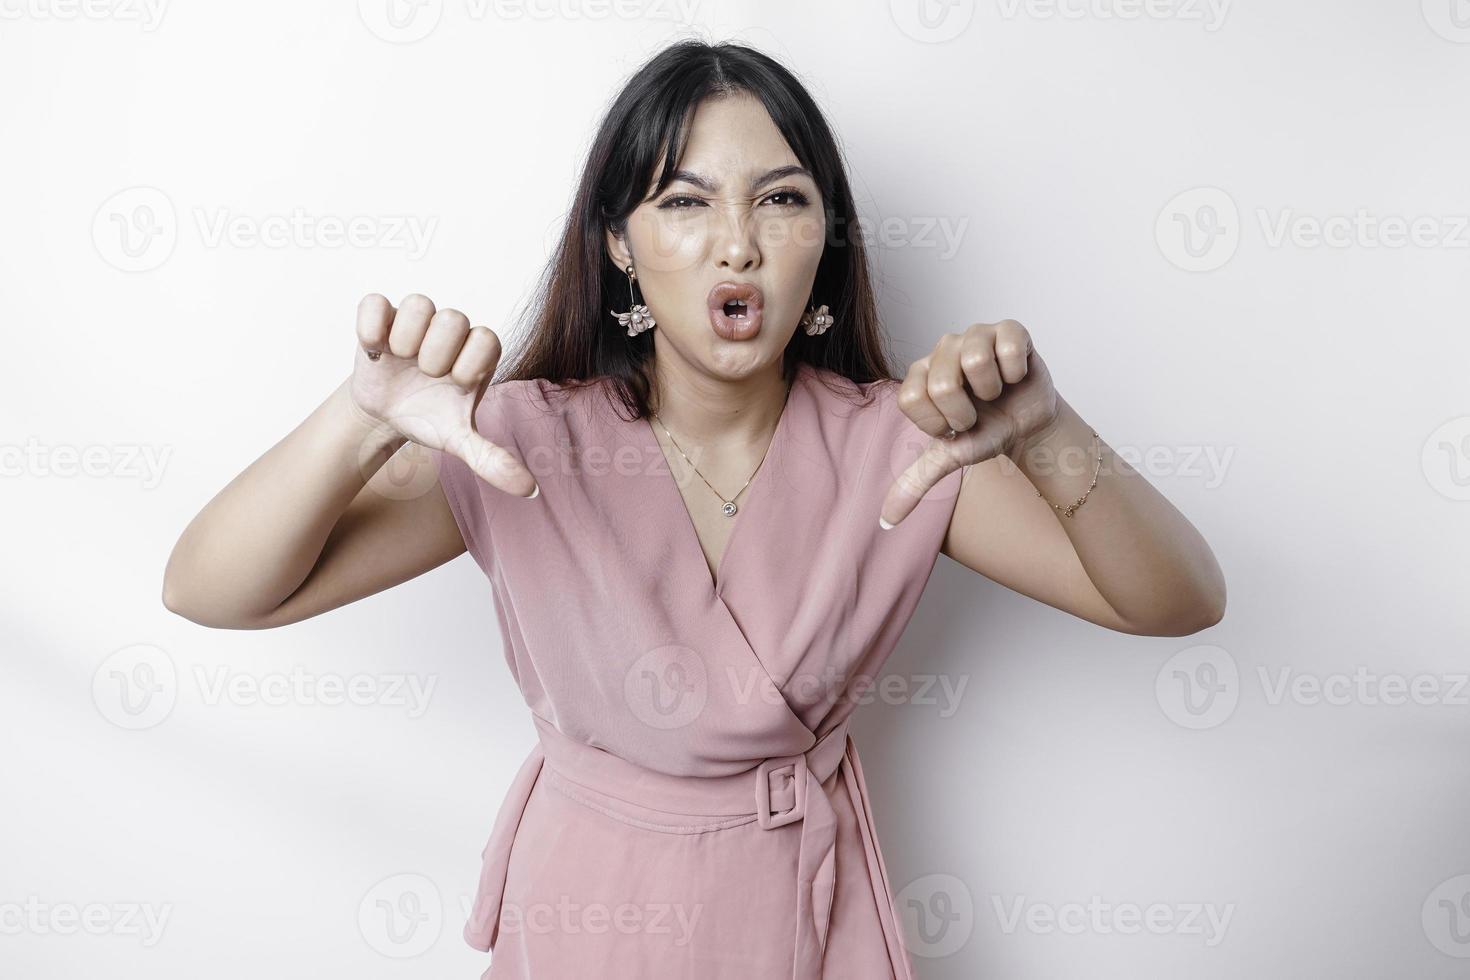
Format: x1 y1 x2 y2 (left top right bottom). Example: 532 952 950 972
1032 429 1101 518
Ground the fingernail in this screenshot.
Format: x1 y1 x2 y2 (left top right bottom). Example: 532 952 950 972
878 516 893 530
527 482 540 499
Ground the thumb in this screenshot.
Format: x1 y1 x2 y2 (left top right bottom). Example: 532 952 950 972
445 425 539 498
879 436 961 529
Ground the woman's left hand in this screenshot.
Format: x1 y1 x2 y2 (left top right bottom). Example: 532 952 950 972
881 318 1062 528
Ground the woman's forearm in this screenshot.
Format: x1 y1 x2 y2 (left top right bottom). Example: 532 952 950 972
162 377 406 627
1008 395 1227 634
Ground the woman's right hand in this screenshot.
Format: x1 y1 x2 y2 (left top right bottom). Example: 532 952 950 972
350 292 538 497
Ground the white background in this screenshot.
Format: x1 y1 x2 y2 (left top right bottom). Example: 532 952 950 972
4 1 1470 977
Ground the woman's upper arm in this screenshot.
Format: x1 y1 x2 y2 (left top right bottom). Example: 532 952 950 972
248 457 469 629
940 455 1133 632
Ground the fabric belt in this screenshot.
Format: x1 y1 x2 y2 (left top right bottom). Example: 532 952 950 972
464 713 914 980
533 712 850 979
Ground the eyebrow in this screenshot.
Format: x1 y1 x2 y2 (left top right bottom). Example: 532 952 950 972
664 164 813 194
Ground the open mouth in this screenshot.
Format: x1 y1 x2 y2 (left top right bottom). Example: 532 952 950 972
707 281 764 340
707 282 764 335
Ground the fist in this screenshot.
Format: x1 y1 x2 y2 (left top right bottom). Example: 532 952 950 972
881 318 1060 526
351 292 537 497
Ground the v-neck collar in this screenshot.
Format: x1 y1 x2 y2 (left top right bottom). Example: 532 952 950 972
638 363 808 598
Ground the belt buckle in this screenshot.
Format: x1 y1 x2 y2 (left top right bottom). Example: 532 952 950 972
754 753 807 829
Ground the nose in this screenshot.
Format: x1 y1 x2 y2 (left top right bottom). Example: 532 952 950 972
713 206 760 273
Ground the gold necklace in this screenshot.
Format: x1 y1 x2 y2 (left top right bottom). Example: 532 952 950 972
651 380 792 518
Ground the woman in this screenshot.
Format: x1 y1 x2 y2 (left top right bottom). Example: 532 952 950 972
162 39 1224 980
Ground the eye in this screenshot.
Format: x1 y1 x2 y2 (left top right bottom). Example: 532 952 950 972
657 195 706 210
763 189 811 208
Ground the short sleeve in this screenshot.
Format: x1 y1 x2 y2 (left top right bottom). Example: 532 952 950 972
865 379 966 566
424 382 523 575
430 444 491 570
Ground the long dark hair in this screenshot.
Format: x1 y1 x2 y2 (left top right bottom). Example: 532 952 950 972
495 38 897 418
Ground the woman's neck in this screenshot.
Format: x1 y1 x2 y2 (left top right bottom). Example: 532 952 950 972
644 359 792 450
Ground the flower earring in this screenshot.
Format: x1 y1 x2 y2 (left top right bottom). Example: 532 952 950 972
800 298 834 336
611 264 655 337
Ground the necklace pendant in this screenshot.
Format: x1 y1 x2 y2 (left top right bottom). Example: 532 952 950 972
721 500 738 517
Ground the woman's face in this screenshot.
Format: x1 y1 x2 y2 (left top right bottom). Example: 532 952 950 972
606 93 826 381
